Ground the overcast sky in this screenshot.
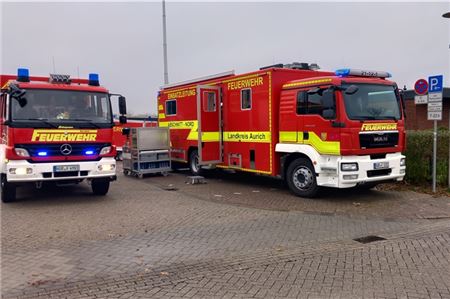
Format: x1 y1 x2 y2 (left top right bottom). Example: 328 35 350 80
1 1 449 115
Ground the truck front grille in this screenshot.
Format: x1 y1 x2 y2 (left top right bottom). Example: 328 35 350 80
359 132 398 149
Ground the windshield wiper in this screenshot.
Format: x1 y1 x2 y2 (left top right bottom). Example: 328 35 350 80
351 116 377 120
68 119 101 128
14 118 57 128
378 116 398 121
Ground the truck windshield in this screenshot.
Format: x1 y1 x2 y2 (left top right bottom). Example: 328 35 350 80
11 89 112 124
342 84 401 121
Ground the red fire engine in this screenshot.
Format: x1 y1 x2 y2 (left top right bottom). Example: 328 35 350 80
158 63 406 197
0 68 127 202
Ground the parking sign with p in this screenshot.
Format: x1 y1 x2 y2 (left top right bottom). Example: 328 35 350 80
428 75 443 93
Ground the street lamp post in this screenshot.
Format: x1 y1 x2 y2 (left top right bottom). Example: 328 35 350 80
444 12 450 188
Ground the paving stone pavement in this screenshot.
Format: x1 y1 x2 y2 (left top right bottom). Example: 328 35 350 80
1 221 449 299
2 168 450 298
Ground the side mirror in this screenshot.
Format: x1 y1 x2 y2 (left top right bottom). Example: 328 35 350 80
122 127 130 135
322 108 335 120
119 115 127 124
322 88 335 109
345 85 359 95
118 96 127 115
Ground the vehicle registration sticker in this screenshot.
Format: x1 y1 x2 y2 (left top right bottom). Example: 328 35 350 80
54 165 80 172
373 162 389 170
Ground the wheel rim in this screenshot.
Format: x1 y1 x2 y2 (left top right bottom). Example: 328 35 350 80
292 166 313 190
191 154 200 173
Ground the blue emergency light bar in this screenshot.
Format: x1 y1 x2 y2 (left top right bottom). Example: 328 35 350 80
84 150 95 155
335 68 391 78
37 151 48 157
17 68 30 82
88 73 100 86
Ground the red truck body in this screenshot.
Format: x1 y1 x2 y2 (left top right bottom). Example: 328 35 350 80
158 64 406 197
0 70 125 202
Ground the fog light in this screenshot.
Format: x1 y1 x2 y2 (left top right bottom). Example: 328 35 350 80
343 174 358 180
10 167 32 175
98 164 115 171
341 163 358 171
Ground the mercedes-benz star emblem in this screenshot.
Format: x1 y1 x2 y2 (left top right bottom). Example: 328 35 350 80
60 144 72 156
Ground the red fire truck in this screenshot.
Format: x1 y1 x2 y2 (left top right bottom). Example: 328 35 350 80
0 68 127 202
158 63 406 197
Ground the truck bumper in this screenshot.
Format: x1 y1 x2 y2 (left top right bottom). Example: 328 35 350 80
5 157 117 183
317 152 406 188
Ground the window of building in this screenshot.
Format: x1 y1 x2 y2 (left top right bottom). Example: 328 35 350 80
241 89 251 110
166 99 177 116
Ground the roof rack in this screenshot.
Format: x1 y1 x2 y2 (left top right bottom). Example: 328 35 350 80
161 70 235 89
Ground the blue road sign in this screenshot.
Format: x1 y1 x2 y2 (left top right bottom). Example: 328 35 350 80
428 75 443 93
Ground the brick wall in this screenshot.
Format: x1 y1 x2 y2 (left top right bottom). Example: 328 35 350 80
403 89 450 130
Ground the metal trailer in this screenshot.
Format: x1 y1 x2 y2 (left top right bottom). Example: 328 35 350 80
122 127 171 178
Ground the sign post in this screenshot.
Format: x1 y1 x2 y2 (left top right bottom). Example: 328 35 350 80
428 75 443 193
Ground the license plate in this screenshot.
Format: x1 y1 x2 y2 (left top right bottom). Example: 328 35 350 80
373 162 389 170
54 165 80 172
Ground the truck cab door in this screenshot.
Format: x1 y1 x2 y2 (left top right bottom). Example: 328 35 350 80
298 87 341 156
197 85 222 164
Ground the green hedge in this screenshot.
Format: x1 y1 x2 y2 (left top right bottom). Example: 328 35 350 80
405 129 449 186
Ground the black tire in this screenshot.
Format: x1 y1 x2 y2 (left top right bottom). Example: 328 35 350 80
91 180 110 196
1 175 16 203
189 149 204 176
286 158 320 198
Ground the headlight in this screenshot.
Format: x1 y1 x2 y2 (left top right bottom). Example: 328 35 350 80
400 158 406 167
15 148 30 157
341 163 358 171
100 146 112 155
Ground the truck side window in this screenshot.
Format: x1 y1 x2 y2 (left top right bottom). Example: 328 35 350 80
296 91 307 114
241 89 251 110
166 99 177 116
306 93 324 115
203 92 216 112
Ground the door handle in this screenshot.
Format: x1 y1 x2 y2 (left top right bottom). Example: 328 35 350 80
303 132 309 140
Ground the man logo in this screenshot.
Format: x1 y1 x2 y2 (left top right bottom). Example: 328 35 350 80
60 144 72 155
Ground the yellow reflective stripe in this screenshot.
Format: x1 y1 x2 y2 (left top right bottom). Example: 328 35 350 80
201 132 220 142
283 78 332 89
158 113 165 119
223 132 271 143
304 132 340 155
279 131 340 155
216 165 272 175
279 131 297 143
159 120 197 129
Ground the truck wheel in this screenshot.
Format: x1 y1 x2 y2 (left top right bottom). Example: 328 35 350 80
189 150 203 176
286 158 320 198
1 175 16 203
91 180 110 196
